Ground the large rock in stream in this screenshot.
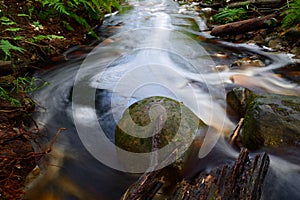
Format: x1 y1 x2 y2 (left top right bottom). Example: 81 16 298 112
227 88 300 150
115 96 206 172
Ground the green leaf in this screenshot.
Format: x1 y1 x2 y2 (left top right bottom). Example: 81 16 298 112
2 21 16 26
31 34 64 42
0 39 25 59
0 16 11 22
17 13 30 17
5 27 21 32
13 36 24 40
62 21 74 31
0 16 16 26
32 21 43 29
10 98 22 107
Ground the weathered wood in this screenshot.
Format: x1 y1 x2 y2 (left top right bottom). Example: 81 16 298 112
230 118 244 146
228 0 283 9
211 14 277 36
172 148 269 200
122 148 270 200
121 170 163 200
198 2 224 10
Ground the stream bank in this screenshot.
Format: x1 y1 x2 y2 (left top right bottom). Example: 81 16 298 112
0 1 122 199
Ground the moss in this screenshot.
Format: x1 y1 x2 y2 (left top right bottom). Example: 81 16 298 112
242 101 265 150
282 99 300 112
242 94 300 150
226 87 258 117
115 96 205 153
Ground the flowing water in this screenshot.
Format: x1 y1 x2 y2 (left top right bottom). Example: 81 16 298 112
27 0 300 199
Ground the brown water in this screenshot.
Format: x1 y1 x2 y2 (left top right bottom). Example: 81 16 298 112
27 0 300 199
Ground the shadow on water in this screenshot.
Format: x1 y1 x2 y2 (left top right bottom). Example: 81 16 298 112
27 0 300 199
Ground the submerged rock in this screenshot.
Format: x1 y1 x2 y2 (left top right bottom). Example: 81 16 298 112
242 94 300 150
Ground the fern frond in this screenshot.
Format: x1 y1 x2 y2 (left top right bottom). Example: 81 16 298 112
281 0 300 29
68 12 98 39
42 0 69 15
0 39 25 60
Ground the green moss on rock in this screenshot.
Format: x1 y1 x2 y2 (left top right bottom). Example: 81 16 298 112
115 96 206 153
242 94 300 150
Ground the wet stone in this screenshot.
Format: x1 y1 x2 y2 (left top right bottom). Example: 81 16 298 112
231 58 265 68
253 35 264 44
268 38 282 50
212 65 229 72
291 47 300 58
226 87 257 117
242 94 300 150
115 96 206 171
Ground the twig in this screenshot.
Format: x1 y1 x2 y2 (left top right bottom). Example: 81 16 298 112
230 118 244 146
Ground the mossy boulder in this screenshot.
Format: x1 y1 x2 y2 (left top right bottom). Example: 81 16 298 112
242 94 300 150
115 96 206 172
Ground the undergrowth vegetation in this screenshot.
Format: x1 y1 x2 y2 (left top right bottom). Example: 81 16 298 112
0 75 49 106
0 0 123 106
37 0 121 38
213 7 248 24
281 0 300 29
212 0 300 30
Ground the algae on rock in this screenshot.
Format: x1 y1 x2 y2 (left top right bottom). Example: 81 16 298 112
115 96 207 172
242 94 300 150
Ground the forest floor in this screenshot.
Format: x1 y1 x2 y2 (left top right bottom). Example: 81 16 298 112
0 0 299 199
0 1 102 199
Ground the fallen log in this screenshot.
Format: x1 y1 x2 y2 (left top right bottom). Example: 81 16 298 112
228 0 283 9
198 2 224 10
211 14 277 36
172 148 270 200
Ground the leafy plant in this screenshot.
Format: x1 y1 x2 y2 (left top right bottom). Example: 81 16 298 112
12 76 49 94
0 86 21 107
213 7 248 24
31 21 44 30
0 16 16 26
281 0 300 29
0 76 49 106
5 27 22 32
0 39 25 60
37 0 121 38
29 34 64 43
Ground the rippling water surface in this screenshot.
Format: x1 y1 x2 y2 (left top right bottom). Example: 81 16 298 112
28 0 300 199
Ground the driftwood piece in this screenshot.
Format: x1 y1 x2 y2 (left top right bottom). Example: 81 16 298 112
230 118 244 146
172 148 269 200
211 14 276 36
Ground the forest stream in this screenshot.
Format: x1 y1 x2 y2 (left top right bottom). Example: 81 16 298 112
25 0 300 199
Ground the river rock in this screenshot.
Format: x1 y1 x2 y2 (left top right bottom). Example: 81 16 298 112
291 47 300 58
253 35 264 45
242 94 300 150
268 38 282 50
115 96 206 172
212 65 229 72
226 87 258 117
231 58 265 68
